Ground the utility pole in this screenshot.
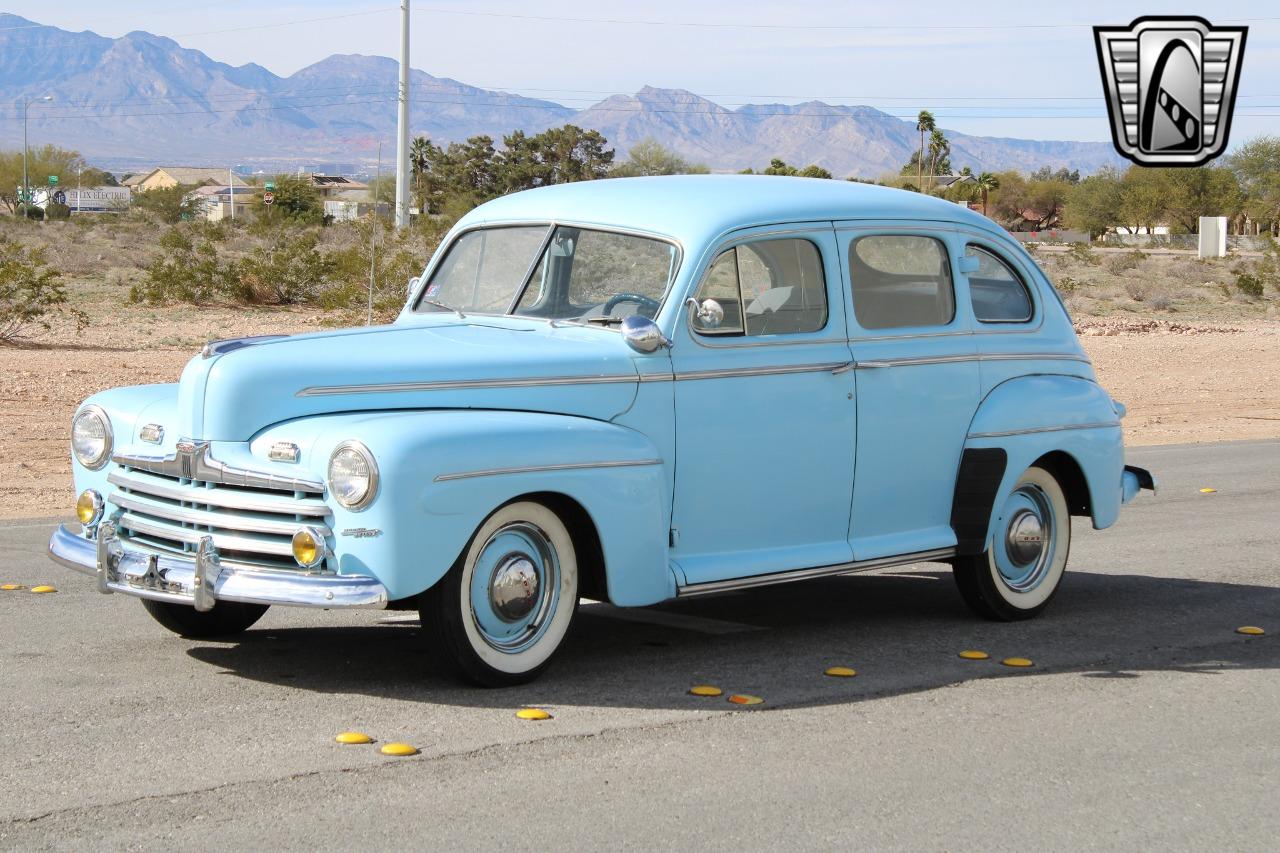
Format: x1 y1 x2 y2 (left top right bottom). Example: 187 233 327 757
229 166 235 221
21 95 52 218
393 0 411 229
369 142 382 326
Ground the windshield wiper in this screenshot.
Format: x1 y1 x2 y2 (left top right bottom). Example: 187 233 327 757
422 299 466 319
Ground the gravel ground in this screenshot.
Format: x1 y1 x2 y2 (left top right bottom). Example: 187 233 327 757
1 308 1277 519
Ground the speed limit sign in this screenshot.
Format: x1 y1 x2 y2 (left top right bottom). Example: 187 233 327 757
262 191 275 205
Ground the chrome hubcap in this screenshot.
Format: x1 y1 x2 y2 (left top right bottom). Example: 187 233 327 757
489 555 539 621
993 484 1056 593
469 522 561 654
1005 509 1045 566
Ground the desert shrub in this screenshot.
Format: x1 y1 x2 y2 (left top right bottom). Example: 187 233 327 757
0 236 87 341
1065 242 1099 265
1122 277 1152 302
1148 292 1173 311
23 205 44 221
45 202 71 220
1234 271 1264 299
229 230 333 304
1104 250 1146 274
131 227 231 304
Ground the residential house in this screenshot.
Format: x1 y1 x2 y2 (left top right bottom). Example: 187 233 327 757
307 174 369 198
324 188 388 222
131 167 249 193
190 185 254 222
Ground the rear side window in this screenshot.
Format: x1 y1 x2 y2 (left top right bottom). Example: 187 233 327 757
965 245 1034 323
692 238 827 336
849 235 955 330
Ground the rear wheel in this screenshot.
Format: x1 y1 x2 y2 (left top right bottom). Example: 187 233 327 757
141 599 269 637
952 465 1070 621
422 500 579 687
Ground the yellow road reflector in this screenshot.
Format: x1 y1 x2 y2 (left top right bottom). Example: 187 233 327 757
824 666 857 678
959 650 990 660
335 731 373 745
379 742 418 756
29 585 57 594
515 708 551 721
1001 657 1034 668
689 685 723 697
727 694 764 706
1 583 24 591
1236 626 1265 636
1199 488 1217 494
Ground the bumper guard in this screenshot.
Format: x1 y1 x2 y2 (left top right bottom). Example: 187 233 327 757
48 522 388 610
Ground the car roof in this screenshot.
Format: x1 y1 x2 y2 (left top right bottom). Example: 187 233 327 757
456 174 1005 247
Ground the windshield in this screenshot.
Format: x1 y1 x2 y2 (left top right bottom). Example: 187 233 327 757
415 225 678 324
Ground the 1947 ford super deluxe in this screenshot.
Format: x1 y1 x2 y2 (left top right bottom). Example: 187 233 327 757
50 175 1155 685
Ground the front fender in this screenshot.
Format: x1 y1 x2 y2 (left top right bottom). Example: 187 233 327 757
963 375 1125 549
254 410 673 605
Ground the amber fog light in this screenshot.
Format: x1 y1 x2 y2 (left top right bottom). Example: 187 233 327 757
291 526 327 569
76 489 104 528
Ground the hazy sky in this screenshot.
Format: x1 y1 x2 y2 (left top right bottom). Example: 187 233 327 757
7 1 1278 143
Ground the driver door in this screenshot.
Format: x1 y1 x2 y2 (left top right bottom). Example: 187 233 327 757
669 227 857 586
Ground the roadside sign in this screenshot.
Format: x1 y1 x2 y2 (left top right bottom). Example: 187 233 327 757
264 180 276 191
262 191 275 206
52 190 66 205
48 175 58 185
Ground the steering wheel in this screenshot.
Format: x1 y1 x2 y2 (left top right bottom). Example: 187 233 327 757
603 292 662 317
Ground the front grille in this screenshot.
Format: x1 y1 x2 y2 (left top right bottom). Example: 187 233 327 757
107 467 331 572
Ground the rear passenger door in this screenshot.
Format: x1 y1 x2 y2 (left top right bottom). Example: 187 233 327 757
835 226 980 561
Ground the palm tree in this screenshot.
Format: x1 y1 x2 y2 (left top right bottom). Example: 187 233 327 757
915 110 935 193
410 135 432 209
976 172 1000 217
926 129 950 192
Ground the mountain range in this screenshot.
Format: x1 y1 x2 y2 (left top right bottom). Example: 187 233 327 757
0 13 1123 177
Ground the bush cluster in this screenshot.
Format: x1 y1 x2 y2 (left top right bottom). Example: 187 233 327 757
0 235 87 341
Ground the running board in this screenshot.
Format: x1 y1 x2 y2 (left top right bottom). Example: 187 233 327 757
676 547 958 598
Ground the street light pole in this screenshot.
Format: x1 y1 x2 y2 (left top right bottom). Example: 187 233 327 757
21 95 53 218
393 0 411 229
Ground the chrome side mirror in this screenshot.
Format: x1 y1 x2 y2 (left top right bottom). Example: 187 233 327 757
685 297 724 329
407 276 421 296
621 315 672 353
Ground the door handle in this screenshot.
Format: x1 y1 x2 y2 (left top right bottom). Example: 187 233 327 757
831 361 856 375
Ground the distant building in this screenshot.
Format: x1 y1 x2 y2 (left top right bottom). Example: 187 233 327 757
324 189 387 222
307 174 369 198
190 185 253 222
130 167 249 193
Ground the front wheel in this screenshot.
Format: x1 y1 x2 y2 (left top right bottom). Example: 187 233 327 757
141 599 269 637
952 465 1071 621
421 501 579 687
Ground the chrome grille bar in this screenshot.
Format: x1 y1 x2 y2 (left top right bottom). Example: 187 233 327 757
108 470 328 517
118 514 296 557
110 491 332 538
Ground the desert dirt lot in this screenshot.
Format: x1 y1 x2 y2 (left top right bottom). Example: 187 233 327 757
2 304 1279 519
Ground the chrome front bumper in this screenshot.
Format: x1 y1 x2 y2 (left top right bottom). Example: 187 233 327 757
48 522 388 610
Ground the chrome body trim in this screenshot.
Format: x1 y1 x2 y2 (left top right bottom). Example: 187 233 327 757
677 547 958 597
968 421 1122 439
296 373 640 397
48 523 387 609
201 334 288 359
434 458 663 483
139 423 164 445
108 491 332 538
107 470 329 516
673 362 850 381
118 513 297 557
856 352 1091 369
113 441 324 493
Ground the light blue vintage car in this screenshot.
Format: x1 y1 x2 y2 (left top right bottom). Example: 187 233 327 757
50 175 1155 685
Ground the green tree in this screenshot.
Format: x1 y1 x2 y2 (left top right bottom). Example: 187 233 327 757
132 183 200 223
1157 166 1243 233
0 145 90 213
1063 168 1123 236
915 110 935 194
751 158 832 178
255 174 323 224
0 235 86 341
1117 167 1167 234
610 139 709 176
1226 136 1280 235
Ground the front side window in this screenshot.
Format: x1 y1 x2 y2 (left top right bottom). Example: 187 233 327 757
849 235 955 330
965 245 1034 323
691 238 827 336
416 225 678 324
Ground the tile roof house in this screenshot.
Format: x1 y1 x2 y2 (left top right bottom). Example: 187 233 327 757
131 167 250 193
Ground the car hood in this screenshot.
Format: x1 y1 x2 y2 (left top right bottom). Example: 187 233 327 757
175 320 643 441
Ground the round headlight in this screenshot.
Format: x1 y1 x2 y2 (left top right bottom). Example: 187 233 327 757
328 441 378 510
71 405 113 470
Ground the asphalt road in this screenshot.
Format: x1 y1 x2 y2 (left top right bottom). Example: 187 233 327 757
1 440 1277 851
